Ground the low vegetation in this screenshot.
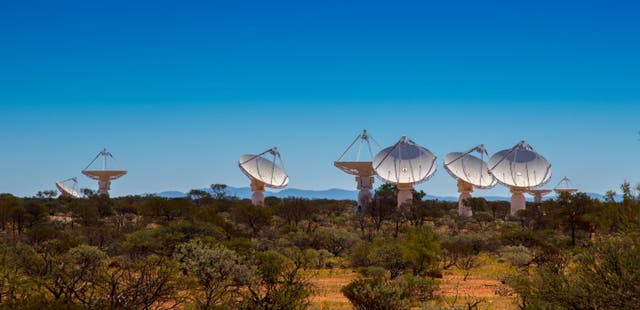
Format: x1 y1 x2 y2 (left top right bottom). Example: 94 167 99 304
0 182 639 309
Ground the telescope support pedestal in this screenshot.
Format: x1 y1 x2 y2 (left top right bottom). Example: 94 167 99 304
97 179 112 196
532 193 544 203
251 180 266 206
397 183 414 208
457 180 474 217
356 176 374 208
510 187 527 216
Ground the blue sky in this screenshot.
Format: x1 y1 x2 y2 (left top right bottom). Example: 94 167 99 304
0 0 639 197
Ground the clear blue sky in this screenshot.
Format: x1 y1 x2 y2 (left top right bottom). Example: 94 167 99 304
1 0 639 197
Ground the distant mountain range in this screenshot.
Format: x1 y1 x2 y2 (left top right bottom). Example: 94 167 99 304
150 186 622 202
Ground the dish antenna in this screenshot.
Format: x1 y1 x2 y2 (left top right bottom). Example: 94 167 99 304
488 141 552 216
334 130 380 208
238 147 289 206
373 136 437 207
82 148 127 196
55 177 81 198
554 176 577 194
443 144 497 217
527 189 552 203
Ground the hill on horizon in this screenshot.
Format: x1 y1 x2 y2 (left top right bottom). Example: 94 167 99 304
149 186 621 202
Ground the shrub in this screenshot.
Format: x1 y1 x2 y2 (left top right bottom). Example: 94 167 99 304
349 242 372 267
399 226 440 276
510 233 640 309
356 266 389 280
342 278 410 310
242 251 312 309
395 274 439 302
499 245 533 270
174 239 254 308
368 238 407 279
303 248 334 269
310 227 359 256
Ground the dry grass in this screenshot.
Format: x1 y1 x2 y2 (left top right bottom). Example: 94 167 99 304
307 269 357 310
308 255 519 310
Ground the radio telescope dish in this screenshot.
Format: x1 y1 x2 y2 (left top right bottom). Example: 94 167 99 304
334 129 380 209
373 136 437 207
554 176 577 194
527 189 552 203
443 145 497 217
82 148 127 196
56 177 81 198
488 141 552 216
238 147 289 206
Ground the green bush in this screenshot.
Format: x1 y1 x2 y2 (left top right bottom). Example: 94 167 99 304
499 245 533 269
303 248 334 269
395 274 439 302
356 266 389 280
399 226 440 276
342 278 410 310
349 242 372 267
510 233 640 309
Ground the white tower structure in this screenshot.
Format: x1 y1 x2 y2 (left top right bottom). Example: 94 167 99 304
527 189 552 203
488 141 552 216
334 130 380 208
443 145 497 217
373 136 437 207
82 148 127 196
238 147 289 206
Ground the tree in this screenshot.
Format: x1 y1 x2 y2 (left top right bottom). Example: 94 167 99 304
70 199 99 227
23 200 49 228
511 233 640 309
122 226 187 257
621 181 635 201
517 203 547 231
231 203 272 236
399 226 440 276
456 251 481 281
188 189 213 207
0 194 19 232
499 245 533 271
274 197 318 229
140 196 189 222
0 239 30 305
81 188 97 198
400 199 448 228
589 185 640 233
175 239 254 308
35 190 57 200
9 204 27 235
544 192 593 246
308 227 359 256
368 238 407 279
243 251 312 309
103 255 181 309
440 233 496 279
210 183 229 200
465 197 488 216
17 244 107 305
367 184 397 232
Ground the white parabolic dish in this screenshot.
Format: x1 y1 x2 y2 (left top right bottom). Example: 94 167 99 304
443 151 497 189
373 137 437 185
56 178 81 198
488 141 552 189
238 154 289 188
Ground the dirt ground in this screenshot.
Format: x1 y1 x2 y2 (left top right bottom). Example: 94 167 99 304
308 260 519 310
